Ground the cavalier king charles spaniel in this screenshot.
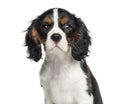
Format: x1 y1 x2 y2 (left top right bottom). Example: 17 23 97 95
25 8 103 104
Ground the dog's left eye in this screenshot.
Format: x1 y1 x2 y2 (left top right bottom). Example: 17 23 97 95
63 23 72 31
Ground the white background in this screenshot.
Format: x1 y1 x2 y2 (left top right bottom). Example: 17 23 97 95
0 0 120 104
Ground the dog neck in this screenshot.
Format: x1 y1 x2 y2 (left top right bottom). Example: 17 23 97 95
42 48 79 77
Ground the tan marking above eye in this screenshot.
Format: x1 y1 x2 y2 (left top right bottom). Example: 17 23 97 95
43 16 52 24
60 16 69 24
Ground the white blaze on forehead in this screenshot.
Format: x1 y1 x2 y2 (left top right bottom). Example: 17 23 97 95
53 8 59 27
48 8 61 34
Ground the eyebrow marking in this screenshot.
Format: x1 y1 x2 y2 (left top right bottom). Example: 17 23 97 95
43 16 52 24
60 16 69 24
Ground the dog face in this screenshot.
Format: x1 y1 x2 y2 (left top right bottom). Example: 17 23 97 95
25 8 91 62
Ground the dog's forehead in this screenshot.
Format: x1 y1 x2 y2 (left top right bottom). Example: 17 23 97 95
40 8 73 24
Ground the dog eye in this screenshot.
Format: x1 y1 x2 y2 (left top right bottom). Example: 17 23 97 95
41 23 50 30
63 23 72 31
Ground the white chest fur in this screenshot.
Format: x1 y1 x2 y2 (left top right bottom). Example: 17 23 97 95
40 53 93 104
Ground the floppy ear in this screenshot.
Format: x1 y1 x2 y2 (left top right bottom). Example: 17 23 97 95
25 19 42 62
72 16 91 61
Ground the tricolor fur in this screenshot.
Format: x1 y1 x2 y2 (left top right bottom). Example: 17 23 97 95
25 8 103 104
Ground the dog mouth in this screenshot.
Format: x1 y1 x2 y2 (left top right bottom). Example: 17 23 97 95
45 44 69 53
45 45 63 52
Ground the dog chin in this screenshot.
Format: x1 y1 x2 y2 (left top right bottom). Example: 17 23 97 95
45 45 68 53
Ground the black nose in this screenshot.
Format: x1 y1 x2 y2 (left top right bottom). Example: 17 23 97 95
51 33 62 43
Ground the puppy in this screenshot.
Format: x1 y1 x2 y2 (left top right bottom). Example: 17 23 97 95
25 8 103 104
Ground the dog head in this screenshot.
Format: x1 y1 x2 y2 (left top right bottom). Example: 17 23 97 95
25 8 91 62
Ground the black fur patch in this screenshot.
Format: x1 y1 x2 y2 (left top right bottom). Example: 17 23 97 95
80 60 103 104
71 17 91 61
25 29 42 62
